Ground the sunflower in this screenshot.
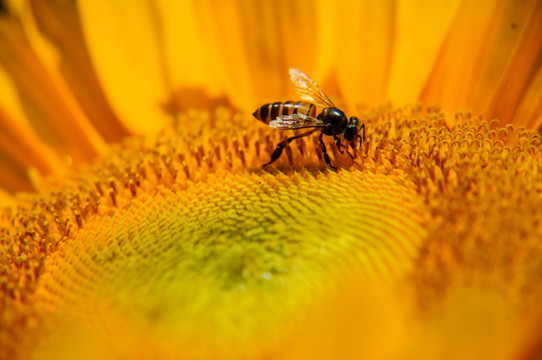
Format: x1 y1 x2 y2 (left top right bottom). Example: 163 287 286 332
1 0 542 359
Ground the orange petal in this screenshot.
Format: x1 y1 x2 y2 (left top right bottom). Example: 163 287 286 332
486 0 542 129
193 0 318 110
78 0 170 133
27 0 130 142
386 0 462 105
517 65 542 131
153 0 232 113
335 0 395 109
272 0 318 92
192 0 253 109
0 16 106 163
154 1 217 92
421 0 541 126
0 105 63 192
0 153 34 193
312 0 337 82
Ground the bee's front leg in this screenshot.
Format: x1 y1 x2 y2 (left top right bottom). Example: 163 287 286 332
318 133 336 169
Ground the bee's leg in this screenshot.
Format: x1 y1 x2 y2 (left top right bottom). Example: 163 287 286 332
333 135 344 154
333 135 355 161
318 133 336 169
264 129 318 166
359 124 366 145
333 135 355 160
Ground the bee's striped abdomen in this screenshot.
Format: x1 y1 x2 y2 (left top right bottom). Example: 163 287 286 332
253 101 316 124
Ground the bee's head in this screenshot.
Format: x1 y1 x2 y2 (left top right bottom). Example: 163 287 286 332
344 116 359 141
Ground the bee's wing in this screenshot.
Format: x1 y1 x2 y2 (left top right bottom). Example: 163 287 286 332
289 68 335 108
269 113 326 130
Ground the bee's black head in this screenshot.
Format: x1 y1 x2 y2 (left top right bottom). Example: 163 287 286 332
344 116 359 142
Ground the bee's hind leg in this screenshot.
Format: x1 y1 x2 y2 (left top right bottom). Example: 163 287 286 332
264 129 318 167
319 133 336 169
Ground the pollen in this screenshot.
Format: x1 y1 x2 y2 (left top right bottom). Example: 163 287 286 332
1 104 541 358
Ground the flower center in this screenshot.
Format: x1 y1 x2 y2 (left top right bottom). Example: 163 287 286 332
33 167 425 354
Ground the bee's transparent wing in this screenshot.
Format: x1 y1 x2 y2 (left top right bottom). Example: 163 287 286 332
269 113 326 130
289 68 335 108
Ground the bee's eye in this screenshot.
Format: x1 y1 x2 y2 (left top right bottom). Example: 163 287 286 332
349 117 359 127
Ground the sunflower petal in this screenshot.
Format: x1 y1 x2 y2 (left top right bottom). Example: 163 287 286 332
486 0 542 129
194 0 318 109
0 16 106 163
155 1 209 89
0 105 63 192
78 0 170 133
517 65 542 131
335 0 395 108
26 0 129 142
421 0 541 127
386 0 462 105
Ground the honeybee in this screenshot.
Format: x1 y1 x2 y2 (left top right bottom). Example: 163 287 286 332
253 68 365 168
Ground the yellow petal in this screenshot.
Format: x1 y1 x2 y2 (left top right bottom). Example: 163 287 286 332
153 0 232 114
192 0 253 108
194 0 318 110
486 0 542 128
386 0 462 105
0 16 106 163
516 64 542 131
78 0 170 133
313 0 337 82
0 105 63 192
421 0 541 127
0 46 32 135
27 0 130 142
335 0 395 108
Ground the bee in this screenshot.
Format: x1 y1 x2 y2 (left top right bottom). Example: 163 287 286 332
253 68 365 168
